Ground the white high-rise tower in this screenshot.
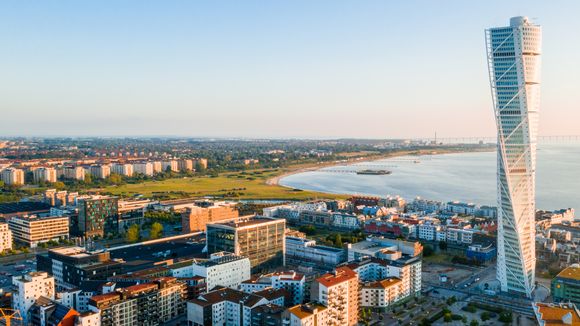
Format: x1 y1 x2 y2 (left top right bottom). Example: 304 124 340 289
486 16 541 298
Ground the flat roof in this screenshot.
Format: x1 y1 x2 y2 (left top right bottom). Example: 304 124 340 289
208 216 284 229
0 202 51 214
556 266 580 281
535 303 580 326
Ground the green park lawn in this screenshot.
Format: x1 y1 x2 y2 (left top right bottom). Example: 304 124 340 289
101 169 346 201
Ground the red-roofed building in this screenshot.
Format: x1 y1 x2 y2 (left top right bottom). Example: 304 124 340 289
311 266 359 326
88 277 186 326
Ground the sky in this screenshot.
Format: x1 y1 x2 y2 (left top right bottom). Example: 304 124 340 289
1 1 579 139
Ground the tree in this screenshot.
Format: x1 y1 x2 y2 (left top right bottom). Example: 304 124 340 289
439 240 448 250
108 173 123 184
444 313 452 322
53 181 66 190
335 234 343 247
149 222 163 240
480 312 490 321
126 224 140 243
499 312 512 323
470 320 479 326
423 244 434 257
84 173 92 184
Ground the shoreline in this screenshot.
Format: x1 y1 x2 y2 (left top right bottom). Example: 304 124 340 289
266 147 494 187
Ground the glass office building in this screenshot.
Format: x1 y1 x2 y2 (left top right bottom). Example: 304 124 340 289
206 217 285 272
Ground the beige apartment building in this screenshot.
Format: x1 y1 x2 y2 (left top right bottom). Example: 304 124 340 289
181 203 239 233
311 266 359 326
1 167 24 185
0 223 12 253
8 215 69 248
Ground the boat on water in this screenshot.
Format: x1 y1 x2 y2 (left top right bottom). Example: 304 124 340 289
356 169 391 175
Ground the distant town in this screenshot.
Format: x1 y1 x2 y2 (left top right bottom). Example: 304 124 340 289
0 135 576 326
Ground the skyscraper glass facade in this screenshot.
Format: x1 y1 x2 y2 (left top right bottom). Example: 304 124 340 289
486 16 541 298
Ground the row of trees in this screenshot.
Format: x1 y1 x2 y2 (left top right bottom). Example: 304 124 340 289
126 222 164 243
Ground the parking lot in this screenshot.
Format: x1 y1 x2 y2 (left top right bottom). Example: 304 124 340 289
0 258 38 292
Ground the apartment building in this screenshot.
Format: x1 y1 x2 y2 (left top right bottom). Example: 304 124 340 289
178 159 193 172
111 163 134 177
12 272 56 325
191 252 251 292
241 271 306 305
88 277 186 326
361 278 404 308
151 161 163 173
89 165 111 179
310 266 359 326
132 162 153 176
206 217 285 272
77 196 119 237
8 215 69 248
63 166 86 181
283 303 330 326
161 160 179 172
0 223 12 252
1 167 25 185
33 167 58 183
187 286 277 326
181 202 239 233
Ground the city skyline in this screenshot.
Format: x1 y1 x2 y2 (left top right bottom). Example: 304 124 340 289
487 16 540 298
1 1 579 138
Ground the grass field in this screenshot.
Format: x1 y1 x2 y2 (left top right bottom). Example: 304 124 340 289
100 169 346 200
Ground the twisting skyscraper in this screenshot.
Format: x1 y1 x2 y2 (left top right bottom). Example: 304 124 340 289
486 16 541 298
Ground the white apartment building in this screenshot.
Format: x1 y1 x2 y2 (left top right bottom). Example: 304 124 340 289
446 227 474 244
241 270 306 305
1 167 25 185
33 167 57 183
111 163 134 177
0 223 12 253
418 223 441 241
13 272 56 325
63 166 85 181
332 212 364 230
133 162 154 176
191 252 251 292
8 215 69 248
283 303 330 326
445 201 478 215
161 160 179 172
89 165 110 179
187 287 269 326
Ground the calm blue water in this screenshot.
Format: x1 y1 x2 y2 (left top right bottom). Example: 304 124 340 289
280 144 580 210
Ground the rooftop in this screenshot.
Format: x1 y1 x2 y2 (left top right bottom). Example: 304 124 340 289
363 277 402 289
535 303 580 326
208 216 284 229
0 201 51 215
287 303 327 319
316 266 357 288
192 286 265 308
556 265 580 281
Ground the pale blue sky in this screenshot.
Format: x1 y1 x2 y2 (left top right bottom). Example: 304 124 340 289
1 1 578 138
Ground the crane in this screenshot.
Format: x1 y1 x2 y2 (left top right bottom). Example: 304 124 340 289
0 308 22 326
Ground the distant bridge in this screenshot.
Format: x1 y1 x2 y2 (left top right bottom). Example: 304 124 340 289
407 135 580 144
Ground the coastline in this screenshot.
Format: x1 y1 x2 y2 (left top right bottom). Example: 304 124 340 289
266 147 494 187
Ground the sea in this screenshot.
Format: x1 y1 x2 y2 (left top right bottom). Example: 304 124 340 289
279 143 580 211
